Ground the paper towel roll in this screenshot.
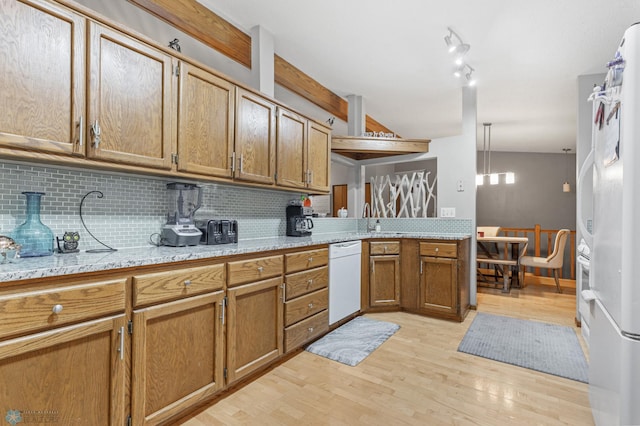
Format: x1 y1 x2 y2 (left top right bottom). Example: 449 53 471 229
581 289 597 302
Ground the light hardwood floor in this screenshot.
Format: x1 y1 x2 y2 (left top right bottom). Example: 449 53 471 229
179 284 593 425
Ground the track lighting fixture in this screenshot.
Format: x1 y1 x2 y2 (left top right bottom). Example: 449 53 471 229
444 27 476 86
453 64 475 86
444 28 468 55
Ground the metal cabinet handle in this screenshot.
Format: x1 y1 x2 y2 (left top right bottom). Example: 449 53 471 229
308 257 313 263
308 303 314 309
257 266 264 272
384 246 388 253
280 283 286 301
420 260 423 275
184 279 191 286
308 327 314 333
77 116 84 148
117 326 124 360
307 279 313 287
230 152 236 172
238 154 244 172
435 247 439 252
52 304 63 314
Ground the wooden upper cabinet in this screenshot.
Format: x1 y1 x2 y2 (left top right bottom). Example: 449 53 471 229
177 62 235 178
276 107 308 188
234 88 276 184
87 22 173 169
276 107 307 189
0 0 85 156
307 121 331 193
276 107 331 193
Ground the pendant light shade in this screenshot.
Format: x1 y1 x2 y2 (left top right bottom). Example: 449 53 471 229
562 148 571 192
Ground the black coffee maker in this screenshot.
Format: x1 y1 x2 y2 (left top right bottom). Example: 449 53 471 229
286 206 314 237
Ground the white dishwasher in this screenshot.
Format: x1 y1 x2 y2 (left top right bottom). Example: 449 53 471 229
329 240 362 325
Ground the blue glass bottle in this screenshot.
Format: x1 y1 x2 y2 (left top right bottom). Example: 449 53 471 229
12 192 54 257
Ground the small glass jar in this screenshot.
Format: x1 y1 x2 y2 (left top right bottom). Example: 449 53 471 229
12 192 54 257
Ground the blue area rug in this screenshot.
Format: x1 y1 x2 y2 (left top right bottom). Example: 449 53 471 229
458 312 588 383
306 316 400 366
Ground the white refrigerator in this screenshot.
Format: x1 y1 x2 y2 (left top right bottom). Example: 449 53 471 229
587 23 640 426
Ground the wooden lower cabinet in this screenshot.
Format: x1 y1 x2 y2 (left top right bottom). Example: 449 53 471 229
283 248 329 353
369 241 401 308
226 277 283 384
419 256 458 317
0 315 127 425
417 240 471 321
131 291 225 425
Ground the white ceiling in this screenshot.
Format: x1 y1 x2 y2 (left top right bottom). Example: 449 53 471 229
197 0 639 153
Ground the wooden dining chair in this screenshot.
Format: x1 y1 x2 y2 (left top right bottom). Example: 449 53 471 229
519 229 570 293
476 226 502 283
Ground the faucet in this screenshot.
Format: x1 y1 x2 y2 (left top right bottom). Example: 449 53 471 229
362 202 375 232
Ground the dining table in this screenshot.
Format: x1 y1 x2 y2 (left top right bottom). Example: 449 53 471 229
477 235 529 292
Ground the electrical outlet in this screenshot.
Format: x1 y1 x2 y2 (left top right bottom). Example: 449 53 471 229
440 207 456 217
457 180 464 192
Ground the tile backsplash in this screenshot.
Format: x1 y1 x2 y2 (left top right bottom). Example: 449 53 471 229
0 161 303 250
0 161 472 251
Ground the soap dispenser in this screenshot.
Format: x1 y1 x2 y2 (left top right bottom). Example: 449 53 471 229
375 219 381 232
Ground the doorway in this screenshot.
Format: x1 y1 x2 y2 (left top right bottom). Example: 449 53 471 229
332 184 347 218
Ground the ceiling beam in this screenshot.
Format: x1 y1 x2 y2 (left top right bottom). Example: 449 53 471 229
128 0 252 67
128 0 396 135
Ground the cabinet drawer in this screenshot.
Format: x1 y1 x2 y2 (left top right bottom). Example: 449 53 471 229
420 242 457 258
284 288 328 327
284 309 329 353
370 241 400 255
285 266 328 300
285 248 328 273
132 264 225 307
0 279 126 339
227 255 283 287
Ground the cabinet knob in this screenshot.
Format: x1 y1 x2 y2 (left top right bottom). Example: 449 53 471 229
308 327 314 333
52 304 63 314
308 257 313 263
184 279 192 286
308 303 314 309
435 247 439 252
307 279 313 287
257 266 264 272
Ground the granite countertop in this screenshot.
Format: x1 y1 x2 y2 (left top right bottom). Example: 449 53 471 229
0 232 470 282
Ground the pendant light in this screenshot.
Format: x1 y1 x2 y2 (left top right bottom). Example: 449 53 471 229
562 148 571 192
476 123 515 186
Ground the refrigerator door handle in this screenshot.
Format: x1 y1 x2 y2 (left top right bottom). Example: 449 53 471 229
578 149 595 248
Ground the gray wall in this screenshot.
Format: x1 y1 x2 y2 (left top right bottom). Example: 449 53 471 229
476 151 576 230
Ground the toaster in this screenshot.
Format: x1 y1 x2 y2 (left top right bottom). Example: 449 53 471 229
195 219 238 245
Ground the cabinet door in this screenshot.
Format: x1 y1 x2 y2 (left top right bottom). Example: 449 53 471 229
234 88 276 184
227 277 283 383
369 255 400 307
87 22 173 169
420 256 458 316
0 315 126 425
307 121 331 193
276 107 307 189
131 291 225 425
0 0 85 156
177 62 235 178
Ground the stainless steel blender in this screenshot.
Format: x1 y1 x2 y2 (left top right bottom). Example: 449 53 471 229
160 182 203 246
